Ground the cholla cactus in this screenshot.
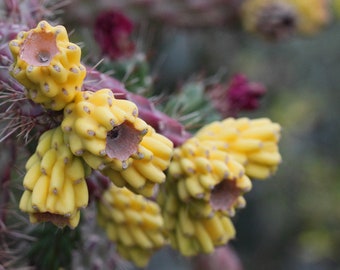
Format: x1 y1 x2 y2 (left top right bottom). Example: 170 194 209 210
9 20 86 110
288 0 331 35
1 15 284 269
97 184 165 267
240 0 298 40
19 127 90 228
240 0 331 39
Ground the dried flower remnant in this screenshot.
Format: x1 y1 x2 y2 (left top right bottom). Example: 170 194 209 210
9 20 86 110
94 10 135 60
103 125 173 197
97 184 165 267
19 127 90 228
208 74 266 117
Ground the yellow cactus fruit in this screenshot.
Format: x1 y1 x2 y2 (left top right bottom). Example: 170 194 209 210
240 0 298 40
103 126 173 197
62 89 146 166
97 184 165 267
158 180 236 257
287 0 330 35
62 89 173 196
19 126 90 228
195 117 282 180
168 137 251 213
9 20 86 110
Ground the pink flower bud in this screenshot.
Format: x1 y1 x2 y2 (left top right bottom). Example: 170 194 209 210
94 10 135 60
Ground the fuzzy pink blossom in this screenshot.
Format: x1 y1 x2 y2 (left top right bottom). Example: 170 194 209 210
208 74 266 117
94 10 135 60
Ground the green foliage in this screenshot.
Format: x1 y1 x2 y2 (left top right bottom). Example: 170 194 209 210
27 223 81 270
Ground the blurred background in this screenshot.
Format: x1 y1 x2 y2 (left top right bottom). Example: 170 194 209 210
1 0 340 269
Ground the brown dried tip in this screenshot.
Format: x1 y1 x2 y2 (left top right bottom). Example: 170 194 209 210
33 212 74 228
20 31 59 66
210 180 242 213
105 122 144 161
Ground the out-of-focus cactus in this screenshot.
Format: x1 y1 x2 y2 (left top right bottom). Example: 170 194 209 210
240 0 331 39
97 184 165 267
240 0 298 40
65 0 241 28
288 0 331 35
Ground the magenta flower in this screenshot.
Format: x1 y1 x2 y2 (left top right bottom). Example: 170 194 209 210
208 74 266 117
94 10 135 60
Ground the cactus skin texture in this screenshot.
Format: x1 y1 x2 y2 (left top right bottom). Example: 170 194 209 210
9 20 86 110
97 184 165 267
19 127 90 229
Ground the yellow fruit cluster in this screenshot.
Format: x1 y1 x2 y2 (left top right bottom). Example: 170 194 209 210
158 117 281 256
9 20 86 110
158 181 236 256
196 117 282 180
158 136 252 256
62 88 173 196
97 184 165 267
62 88 146 162
168 137 252 212
19 127 90 228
